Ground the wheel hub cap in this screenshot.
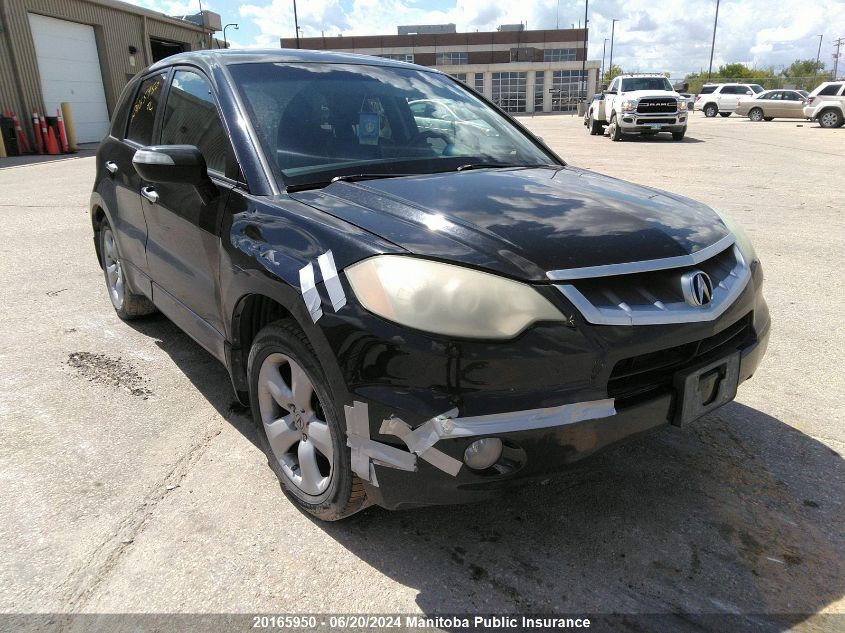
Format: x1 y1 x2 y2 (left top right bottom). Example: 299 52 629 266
257 353 334 496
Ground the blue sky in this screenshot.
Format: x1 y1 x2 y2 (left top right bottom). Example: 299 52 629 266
127 0 845 78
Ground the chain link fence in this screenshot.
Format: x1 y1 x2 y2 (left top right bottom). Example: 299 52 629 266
673 76 836 94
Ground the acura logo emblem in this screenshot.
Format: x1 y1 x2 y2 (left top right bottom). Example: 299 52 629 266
681 270 714 307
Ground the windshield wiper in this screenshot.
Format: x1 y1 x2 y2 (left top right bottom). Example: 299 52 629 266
455 162 559 171
286 173 415 193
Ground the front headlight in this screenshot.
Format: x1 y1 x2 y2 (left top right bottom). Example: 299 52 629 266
621 100 637 112
678 100 688 111
345 256 565 338
715 210 757 263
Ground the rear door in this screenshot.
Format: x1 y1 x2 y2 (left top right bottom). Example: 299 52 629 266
141 66 237 359
779 91 805 118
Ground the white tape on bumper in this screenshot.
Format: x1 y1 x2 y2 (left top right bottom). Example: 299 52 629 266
380 417 463 477
345 401 417 487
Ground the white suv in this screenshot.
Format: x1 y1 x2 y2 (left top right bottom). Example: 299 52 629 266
695 83 765 117
803 81 845 128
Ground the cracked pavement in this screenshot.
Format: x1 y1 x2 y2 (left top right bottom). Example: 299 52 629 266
0 114 843 631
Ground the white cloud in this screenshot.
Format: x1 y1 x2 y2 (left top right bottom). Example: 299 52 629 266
120 0 845 77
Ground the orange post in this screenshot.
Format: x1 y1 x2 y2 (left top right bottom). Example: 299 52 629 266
56 108 69 153
32 110 43 154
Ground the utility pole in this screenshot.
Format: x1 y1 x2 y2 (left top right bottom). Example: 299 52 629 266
708 0 720 80
608 19 618 79
293 0 300 49
813 34 823 85
601 38 608 83
580 0 588 102
834 37 844 79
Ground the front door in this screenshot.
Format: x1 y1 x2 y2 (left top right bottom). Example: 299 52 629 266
141 68 236 359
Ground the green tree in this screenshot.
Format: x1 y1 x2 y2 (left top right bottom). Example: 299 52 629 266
602 64 624 83
782 59 827 89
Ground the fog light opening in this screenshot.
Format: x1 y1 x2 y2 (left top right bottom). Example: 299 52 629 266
463 438 503 471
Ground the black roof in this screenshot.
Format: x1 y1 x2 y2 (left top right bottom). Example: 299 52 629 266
148 48 430 73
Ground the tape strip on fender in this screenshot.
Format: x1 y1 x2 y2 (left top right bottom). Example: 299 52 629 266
299 262 323 322
380 416 463 477
317 251 347 312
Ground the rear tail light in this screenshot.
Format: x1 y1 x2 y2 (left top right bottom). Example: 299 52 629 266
695 95 702 101
807 96 816 105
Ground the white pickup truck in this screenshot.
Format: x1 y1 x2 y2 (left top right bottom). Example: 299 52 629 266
584 74 689 141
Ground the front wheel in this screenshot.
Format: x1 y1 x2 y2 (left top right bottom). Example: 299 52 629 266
818 109 843 128
672 129 686 141
608 115 623 141
248 321 367 521
99 219 156 320
749 108 764 122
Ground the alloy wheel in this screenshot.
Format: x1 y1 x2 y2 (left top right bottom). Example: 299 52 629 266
820 111 839 128
750 108 763 122
257 353 334 496
103 228 125 310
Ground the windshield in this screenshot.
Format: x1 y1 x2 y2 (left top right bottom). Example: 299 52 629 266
228 62 556 189
621 77 673 92
749 85 764 93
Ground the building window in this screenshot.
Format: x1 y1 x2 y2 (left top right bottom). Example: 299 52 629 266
474 73 484 94
534 72 545 111
491 71 527 113
510 47 538 62
544 48 577 62
379 53 414 63
550 70 587 112
435 51 468 66
449 73 468 84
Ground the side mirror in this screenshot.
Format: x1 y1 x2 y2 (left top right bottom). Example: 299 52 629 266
133 145 208 185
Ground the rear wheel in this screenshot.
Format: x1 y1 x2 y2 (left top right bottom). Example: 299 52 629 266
248 321 366 521
99 219 156 320
703 104 718 117
719 112 731 117
608 114 623 141
749 108 764 122
588 114 602 135
818 109 843 128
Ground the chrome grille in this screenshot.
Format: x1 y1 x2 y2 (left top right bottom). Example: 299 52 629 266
551 239 751 326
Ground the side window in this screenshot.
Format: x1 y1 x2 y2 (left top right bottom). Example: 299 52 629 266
160 69 229 175
818 83 842 96
126 72 167 145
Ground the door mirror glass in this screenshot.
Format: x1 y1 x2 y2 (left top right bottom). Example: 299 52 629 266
133 145 208 185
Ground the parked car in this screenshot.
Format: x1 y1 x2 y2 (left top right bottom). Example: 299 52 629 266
735 89 808 121
91 50 769 519
408 98 497 140
803 81 845 128
695 83 765 117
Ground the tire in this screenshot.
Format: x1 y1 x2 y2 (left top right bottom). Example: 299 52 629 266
588 114 602 136
749 108 764 122
248 320 367 521
818 108 843 128
672 128 686 141
703 104 718 118
719 112 731 117
98 219 156 320
608 114 623 141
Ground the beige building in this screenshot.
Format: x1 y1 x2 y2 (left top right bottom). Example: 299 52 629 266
282 25 601 115
0 0 221 145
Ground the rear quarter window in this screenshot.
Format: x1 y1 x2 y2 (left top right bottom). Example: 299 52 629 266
700 86 716 94
818 83 843 96
126 72 168 145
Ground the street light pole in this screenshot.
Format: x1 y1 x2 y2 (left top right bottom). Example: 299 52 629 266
293 0 300 49
223 23 238 49
608 19 618 79
580 0 588 101
708 0 721 80
601 38 608 83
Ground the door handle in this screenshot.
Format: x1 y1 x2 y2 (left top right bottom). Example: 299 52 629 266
141 186 159 204
104 161 118 175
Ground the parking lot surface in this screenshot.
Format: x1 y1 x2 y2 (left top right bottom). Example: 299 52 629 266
0 114 843 629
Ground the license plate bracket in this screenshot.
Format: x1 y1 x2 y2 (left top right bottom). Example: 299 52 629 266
672 352 740 426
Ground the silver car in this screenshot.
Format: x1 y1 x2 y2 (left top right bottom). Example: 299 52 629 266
735 89 808 121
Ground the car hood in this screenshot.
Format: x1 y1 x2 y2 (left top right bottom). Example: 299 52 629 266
620 90 681 99
290 166 730 281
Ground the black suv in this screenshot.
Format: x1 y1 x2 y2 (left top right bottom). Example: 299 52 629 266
91 50 770 520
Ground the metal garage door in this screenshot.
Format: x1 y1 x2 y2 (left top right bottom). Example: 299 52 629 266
27 13 110 143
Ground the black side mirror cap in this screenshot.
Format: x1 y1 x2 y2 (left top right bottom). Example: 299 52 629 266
133 145 208 185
